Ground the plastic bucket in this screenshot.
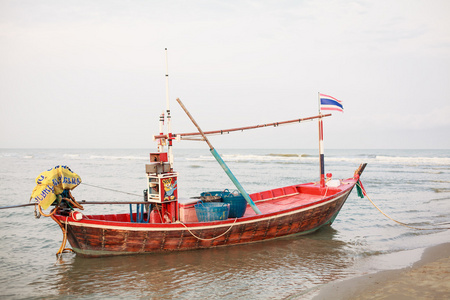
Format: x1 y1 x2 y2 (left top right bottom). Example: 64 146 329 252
194 202 230 222
223 193 247 218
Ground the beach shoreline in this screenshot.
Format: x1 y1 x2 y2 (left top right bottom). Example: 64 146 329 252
310 242 450 299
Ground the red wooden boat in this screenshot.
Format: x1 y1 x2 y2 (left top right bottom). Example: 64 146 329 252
47 102 366 257
31 50 367 257
52 165 366 257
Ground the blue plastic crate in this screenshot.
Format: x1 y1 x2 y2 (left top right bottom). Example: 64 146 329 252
223 193 247 218
194 202 230 222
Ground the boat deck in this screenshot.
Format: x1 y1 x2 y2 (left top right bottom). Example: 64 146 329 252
81 179 355 224
243 180 353 217
245 192 323 217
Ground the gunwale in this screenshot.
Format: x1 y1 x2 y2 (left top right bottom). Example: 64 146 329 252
52 176 359 257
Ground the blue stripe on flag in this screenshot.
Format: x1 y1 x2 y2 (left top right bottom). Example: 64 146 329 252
320 94 343 112
320 98 343 109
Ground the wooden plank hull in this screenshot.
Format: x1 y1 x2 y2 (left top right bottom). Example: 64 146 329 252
55 181 356 257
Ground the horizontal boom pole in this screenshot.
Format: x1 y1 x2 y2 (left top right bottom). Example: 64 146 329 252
153 114 332 140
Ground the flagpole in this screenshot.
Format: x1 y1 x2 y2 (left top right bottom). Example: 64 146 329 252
318 93 325 188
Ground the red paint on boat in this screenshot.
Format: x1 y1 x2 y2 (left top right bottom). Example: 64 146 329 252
54 174 363 257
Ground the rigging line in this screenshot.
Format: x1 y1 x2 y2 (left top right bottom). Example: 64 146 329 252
80 183 142 198
357 182 450 231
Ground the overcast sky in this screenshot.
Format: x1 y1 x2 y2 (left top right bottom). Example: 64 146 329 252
1 0 449 149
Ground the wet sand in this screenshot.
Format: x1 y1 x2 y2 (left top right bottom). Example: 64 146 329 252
312 242 450 300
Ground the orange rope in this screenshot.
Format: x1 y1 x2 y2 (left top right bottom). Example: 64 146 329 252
38 191 83 256
356 182 450 231
62 197 84 210
50 211 73 255
66 190 84 210
38 204 57 217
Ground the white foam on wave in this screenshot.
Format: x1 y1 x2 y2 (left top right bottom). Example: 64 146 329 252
376 155 450 165
186 153 316 163
63 154 81 159
185 155 215 162
185 153 450 166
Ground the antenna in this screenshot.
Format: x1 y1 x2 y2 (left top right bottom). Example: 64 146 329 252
165 48 174 168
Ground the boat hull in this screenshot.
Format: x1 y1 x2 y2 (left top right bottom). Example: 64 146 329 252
56 183 354 257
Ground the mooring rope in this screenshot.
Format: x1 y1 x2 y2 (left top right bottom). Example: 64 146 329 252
38 203 57 217
81 182 142 197
33 191 85 256
178 218 238 241
50 213 74 256
356 182 450 230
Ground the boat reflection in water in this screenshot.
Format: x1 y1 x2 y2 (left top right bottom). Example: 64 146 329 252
50 226 355 299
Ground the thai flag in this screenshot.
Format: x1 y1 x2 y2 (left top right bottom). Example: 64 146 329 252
320 93 343 112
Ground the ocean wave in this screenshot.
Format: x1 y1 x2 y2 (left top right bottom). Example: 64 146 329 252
63 154 81 159
189 165 203 168
186 155 215 162
268 153 300 157
0 152 34 159
431 188 450 193
375 155 450 165
187 154 315 163
0 152 21 158
2 150 447 166
186 153 450 166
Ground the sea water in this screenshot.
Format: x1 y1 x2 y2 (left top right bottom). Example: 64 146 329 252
0 148 449 299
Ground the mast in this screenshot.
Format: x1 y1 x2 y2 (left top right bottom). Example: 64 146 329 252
158 112 165 152
318 92 325 188
165 48 174 168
